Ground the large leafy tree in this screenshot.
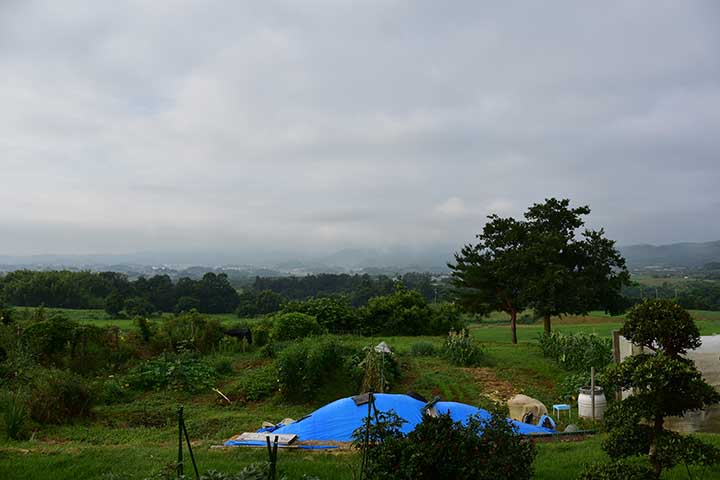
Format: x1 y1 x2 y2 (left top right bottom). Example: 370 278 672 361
449 215 532 344
450 199 630 342
524 198 630 333
596 300 720 479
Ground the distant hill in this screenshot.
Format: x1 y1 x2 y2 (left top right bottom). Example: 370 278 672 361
620 241 720 269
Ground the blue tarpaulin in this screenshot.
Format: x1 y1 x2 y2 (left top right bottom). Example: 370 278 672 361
224 393 553 447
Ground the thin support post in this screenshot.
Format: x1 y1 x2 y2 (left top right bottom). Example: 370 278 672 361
359 391 375 480
591 367 596 421
178 407 184 478
183 417 200 479
266 435 278 480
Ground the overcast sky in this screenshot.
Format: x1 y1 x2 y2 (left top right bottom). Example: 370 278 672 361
1 0 719 257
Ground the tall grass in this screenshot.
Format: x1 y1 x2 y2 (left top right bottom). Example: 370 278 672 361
1 391 27 440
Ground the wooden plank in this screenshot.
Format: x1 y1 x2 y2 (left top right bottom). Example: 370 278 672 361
233 432 298 444
612 330 621 364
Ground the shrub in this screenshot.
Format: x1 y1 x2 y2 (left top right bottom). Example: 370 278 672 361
443 329 484 366
270 312 326 341
276 336 344 400
410 341 436 356
517 313 537 325
538 331 613 372
210 356 235 375
129 354 217 393
353 409 536 480
92 377 130 405
360 286 434 336
27 369 94 424
133 316 155 343
68 324 115 375
1 390 28 440
156 310 225 353
20 313 77 366
428 302 466 334
361 286 465 336
346 345 401 393
282 296 359 333
252 318 274 347
175 296 200 314
227 364 277 402
123 296 155 317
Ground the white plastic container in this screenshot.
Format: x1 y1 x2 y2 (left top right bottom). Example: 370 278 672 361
578 386 606 420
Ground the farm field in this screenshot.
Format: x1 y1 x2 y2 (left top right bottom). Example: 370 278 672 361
2 308 720 479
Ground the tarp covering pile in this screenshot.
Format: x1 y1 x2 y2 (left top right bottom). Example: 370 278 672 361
225 393 553 448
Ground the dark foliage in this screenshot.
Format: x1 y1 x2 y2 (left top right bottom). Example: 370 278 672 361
598 300 720 478
0 270 240 314
353 410 536 480
275 336 345 401
27 368 94 424
360 285 464 336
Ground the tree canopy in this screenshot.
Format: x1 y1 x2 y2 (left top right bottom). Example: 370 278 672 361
450 198 630 343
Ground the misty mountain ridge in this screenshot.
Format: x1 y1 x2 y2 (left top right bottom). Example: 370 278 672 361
0 240 719 274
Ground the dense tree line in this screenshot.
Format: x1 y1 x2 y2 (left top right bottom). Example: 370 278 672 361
623 280 720 311
0 270 450 318
251 272 443 306
0 270 239 315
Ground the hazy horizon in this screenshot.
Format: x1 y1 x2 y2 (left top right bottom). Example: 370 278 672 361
2 1 719 257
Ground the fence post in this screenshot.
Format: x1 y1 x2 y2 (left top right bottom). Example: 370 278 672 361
590 367 596 421
178 407 184 478
266 435 278 480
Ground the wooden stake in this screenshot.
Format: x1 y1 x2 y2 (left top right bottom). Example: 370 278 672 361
591 367 596 421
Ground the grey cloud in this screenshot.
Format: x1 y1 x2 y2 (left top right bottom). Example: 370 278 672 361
0 0 718 257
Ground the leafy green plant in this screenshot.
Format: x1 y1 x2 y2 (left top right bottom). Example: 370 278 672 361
270 312 326 341
156 310 225 353
443 329 484 366
410 341 436 356
276 336 344 400
129 354 217 393
134 316 155 343
353 409 536 480
251 318 274 347
282 296 359 333
92 377 130 405
1 390 28 440
27 368 94 424
227 364 277 402
346 345 400 393
538 331 612 372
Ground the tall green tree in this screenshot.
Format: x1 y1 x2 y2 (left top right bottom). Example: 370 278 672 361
524 198 630 333
449 215 532 344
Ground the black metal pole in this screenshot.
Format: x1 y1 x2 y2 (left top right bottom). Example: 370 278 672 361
266 435 278 480
182 418 200 479
177 407 184 478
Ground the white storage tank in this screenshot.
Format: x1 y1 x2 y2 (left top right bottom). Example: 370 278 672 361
578 386 607 420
